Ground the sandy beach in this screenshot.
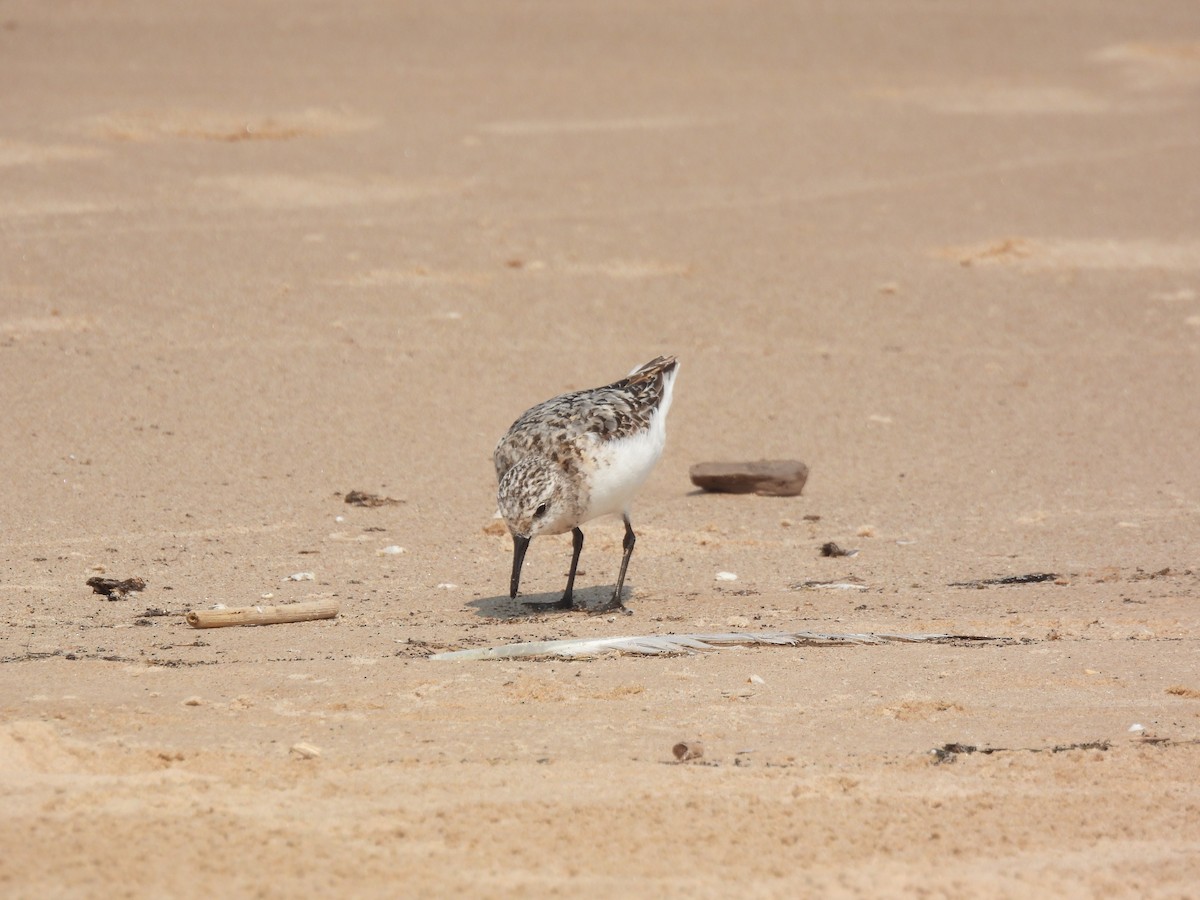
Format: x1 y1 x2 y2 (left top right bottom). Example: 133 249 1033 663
2 1 1199 895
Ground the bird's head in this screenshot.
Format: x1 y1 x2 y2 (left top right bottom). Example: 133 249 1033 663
497 456 575 539
497 456 573 598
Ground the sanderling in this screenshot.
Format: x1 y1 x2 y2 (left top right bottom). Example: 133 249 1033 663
494 355 679 613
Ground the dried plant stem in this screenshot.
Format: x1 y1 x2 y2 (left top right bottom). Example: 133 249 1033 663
186 599 339 629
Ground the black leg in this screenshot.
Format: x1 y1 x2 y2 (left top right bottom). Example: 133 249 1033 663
523 527 582 611
595 515 635 614
562 527 585 608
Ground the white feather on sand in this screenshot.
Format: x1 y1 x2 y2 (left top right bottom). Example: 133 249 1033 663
429 631 998 661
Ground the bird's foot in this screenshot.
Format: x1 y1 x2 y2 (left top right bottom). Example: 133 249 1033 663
590 596 632 616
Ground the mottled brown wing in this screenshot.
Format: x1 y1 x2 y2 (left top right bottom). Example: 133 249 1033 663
494 356 677 480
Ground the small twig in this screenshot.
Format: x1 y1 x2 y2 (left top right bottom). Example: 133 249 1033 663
931 739 1109 763
344 490 404 507
949 573 1060 588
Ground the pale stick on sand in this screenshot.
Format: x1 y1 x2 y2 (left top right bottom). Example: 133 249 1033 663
186 598 339 629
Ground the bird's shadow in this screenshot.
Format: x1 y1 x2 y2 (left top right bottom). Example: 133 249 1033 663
466 584 630 619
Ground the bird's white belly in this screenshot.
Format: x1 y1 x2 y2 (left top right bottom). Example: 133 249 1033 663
581 417 666 522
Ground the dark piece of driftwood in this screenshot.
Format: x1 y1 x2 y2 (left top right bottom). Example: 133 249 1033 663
87 576 146 600
186 598 340 629
689 460 808 497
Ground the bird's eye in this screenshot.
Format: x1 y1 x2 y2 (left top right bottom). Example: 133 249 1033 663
533 503 548 519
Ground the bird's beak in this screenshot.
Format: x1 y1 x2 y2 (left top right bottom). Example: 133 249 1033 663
509 534 530 599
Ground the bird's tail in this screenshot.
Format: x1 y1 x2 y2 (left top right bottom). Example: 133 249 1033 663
625 355 678 382
622 356 678 421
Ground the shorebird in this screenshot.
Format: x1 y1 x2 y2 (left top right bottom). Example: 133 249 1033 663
494 355 679 613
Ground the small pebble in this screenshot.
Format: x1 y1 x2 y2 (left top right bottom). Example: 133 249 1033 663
182 696 204 707
715 571 738 582
820 542 859 558
748 674 765 685
1129 723 1145 733
436 582 457 590
378 545 405 555
287 572 315 581
290 742 322 759
672 741 704 761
